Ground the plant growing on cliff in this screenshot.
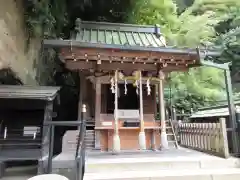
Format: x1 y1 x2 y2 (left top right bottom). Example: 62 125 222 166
23 0 68 38
23 0 69 86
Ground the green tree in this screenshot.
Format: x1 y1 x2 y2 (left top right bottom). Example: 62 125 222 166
127 0 235 112
215 6 240 79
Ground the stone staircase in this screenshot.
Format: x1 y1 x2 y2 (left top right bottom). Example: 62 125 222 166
85 130 95 150
84 148 240 180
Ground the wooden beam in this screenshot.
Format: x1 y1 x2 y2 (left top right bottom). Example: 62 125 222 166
44 39 220 60
87 75 167 84
66 60 157 71
65 60 189 72
61 47 198 63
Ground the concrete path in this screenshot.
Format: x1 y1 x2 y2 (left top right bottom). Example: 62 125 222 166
84 168 240 180
86 147 225 163
1 166 37 180
84 148 240 180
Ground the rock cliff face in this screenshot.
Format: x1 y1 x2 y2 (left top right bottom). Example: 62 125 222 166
0 0 41 85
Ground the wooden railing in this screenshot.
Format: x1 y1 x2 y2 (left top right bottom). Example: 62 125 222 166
178 118 229 158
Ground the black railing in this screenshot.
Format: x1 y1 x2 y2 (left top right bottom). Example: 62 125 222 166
43 120 86 180
75 120 86 180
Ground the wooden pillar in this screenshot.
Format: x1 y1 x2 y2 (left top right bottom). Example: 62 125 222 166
138 71 146 150
154 85 157 117
42 102 53 159
152 85 157 151
94 77 101 150
158 70 169 149
113 70 120 153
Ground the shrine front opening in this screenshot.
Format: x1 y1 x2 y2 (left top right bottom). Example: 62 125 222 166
117 84 139 110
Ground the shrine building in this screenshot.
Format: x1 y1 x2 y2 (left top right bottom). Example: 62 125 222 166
44 19 220 153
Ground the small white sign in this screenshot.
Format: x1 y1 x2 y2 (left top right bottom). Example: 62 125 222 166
102 121 113 126
23 126 40 136
116 109 139 119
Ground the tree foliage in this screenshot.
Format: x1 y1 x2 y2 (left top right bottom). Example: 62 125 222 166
23 0 240 112
128 0 240 112
215 6 240 78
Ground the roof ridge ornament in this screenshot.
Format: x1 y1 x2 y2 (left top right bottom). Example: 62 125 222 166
155 24 167 47
154 24 161 38
75 18 82 32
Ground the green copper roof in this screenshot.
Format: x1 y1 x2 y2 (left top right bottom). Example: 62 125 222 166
74 19 165 48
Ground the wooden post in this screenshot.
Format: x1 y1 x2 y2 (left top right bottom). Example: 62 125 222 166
219 117 230 158
158 70 168 149
113 70 120 153
94 77 101 150
152 85 157 151
39 101 53 174
154 85 157 118
138 71 146 150
151 130 156 151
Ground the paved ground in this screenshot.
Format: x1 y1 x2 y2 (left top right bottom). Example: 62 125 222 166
1 166 37 180
0 148 229 179
86 147 223 163
85 148 240 180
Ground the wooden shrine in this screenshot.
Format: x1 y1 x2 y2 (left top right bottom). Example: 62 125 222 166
44 19 219 152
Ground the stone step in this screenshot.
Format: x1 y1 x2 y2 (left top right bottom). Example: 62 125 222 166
85 135 94 138
85 157 240 173
85 145 94 148
85 134 94 137
86 130 95 133
85 139 94 143
85 137 94 140
85 139 95 142
85 143 95 148
85 134 94 136
85 142 94 145
84 168 240 180
85 132 94 135
86 133 95 136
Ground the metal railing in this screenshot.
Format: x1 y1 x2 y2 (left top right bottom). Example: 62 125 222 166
43 120 86 180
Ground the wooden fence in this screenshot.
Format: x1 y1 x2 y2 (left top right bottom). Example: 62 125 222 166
178 118 229 158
